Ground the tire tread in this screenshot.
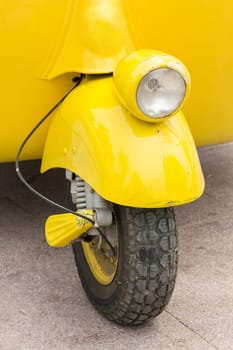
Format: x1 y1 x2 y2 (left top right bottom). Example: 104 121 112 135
74 207 178 326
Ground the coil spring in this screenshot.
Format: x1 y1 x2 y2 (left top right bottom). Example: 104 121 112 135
72 176 87 209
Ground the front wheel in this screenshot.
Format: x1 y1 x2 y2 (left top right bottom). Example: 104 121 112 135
72 206 177 326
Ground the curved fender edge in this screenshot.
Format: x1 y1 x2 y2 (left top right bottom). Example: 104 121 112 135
41 76 204 208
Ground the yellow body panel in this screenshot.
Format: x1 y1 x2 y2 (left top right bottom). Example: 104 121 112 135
125 0 233 146
0 1 76 162
0 0 232 162
43 0 134 78
0 0 133 162
41 76 204 208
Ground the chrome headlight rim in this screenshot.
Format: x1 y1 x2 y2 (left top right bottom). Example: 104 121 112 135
136 67 187 120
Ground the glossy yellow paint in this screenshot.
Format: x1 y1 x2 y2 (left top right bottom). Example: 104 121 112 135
43 0 134 78
0 0 133 162
82 239 118 285
125 0 233 145
0 0 232 163
82 217 119 285
0 1 76 162
41 76 204 208
45 210 94 247
114 50 190 122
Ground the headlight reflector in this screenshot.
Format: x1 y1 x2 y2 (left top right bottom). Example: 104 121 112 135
136 68 186 118
114 50 190 122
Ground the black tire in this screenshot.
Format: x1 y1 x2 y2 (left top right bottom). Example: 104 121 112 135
72 206 178 326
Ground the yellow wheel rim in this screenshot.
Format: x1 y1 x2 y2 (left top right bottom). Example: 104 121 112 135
82 225 118 285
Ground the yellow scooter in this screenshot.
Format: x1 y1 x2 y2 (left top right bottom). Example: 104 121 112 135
39 47 203 326
1 0 232 326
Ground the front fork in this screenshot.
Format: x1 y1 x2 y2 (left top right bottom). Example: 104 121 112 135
45 172 113 247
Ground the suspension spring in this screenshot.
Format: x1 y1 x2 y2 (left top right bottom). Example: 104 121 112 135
71 176 87 209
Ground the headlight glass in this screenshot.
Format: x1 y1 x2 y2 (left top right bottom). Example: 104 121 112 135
136 68 186 119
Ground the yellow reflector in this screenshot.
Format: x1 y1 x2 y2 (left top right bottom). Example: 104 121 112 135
45 210 94 247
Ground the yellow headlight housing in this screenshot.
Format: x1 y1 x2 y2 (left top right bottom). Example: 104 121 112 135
113 50 191 122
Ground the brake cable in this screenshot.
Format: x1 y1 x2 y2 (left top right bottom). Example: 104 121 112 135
15 77 115 254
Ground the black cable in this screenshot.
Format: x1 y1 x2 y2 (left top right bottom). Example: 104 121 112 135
15 77 116 255
15 77 93 223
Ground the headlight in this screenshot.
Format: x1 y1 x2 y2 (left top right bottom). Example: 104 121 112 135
136 68 186 119
114 50 190 122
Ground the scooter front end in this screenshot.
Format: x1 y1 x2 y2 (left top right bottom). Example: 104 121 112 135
41 51 204 209
39 50 205 326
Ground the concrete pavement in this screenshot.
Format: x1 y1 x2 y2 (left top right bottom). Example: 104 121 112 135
0 142 233 350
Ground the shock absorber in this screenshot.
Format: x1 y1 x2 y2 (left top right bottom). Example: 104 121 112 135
70 176 87 209
66 171 113 227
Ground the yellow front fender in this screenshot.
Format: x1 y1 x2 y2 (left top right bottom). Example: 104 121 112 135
41 76 204 208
